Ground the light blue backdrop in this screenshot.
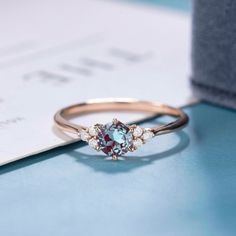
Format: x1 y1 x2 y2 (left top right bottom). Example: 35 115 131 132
1 0 236 235
0 103 236 236
128 0 191 11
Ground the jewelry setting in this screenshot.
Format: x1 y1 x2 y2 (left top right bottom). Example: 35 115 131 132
79 118 154 160
54 98 189 160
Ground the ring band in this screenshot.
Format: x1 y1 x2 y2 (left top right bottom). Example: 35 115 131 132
54 98 189 160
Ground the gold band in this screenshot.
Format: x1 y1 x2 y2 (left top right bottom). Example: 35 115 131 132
54 98 188 136
54 98 189 159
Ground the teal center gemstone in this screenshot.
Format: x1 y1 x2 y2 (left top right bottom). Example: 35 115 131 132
98 120 132 157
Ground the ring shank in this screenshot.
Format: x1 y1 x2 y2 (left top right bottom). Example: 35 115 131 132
54 98 189 136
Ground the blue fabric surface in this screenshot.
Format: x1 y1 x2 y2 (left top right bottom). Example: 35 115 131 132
0 103 236 236
127 0 191 11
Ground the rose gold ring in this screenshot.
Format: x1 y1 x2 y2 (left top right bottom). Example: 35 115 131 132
54 98 189 160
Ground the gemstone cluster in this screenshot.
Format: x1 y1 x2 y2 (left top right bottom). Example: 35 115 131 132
79 119 154 160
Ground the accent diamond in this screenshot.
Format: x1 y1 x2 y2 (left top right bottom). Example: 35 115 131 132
133 138 143 149
80 129 90 141
142 130 154 141
97 120 132 157
133 126 143 137
88 126 98 136
88 138 98 149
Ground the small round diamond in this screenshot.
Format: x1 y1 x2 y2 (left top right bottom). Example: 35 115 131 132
133 126 143 137
88 126 98 136
133 138 143 149
89 138 98 149
142 130 154 141
80 129 90 141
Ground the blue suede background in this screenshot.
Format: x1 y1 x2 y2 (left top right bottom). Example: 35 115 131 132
0 103 236 236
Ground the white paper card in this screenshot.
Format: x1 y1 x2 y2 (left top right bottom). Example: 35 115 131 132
0 0 193 165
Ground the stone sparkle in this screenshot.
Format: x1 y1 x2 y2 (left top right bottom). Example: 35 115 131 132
97 120 132 157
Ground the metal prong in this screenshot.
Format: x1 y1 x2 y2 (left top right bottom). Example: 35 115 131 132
95 123 103 130
128 146 135 152
112 118 118 124
112 155 118 160
128 124 136 132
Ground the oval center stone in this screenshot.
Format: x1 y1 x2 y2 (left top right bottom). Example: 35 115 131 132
97 120 132 157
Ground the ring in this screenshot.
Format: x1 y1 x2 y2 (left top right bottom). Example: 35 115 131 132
54 98 189 160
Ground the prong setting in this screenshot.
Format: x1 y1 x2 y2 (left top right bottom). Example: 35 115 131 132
79 120 154 160
142 129 154 142
112 118 118 125
88 125 99 136
133 126 143 138
112 155 118 160
132 138 143 150
80 129 91 141
129 126 154 150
